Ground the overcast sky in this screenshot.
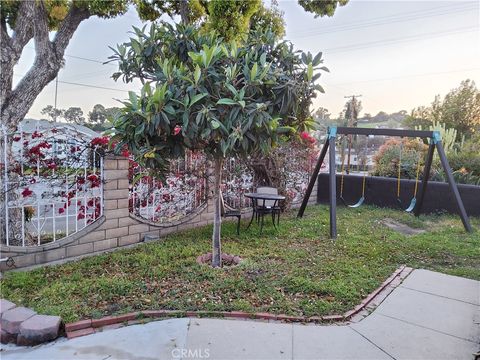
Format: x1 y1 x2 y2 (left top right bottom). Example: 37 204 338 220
14 0 480 120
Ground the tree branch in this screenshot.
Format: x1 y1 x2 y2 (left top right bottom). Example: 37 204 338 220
32 0 51 58
1 1 91 132
53 4 90 58
0 1 35 109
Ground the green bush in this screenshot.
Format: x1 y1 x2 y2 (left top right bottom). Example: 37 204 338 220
373 134 480 185
431 134 480 185
372 138 427 179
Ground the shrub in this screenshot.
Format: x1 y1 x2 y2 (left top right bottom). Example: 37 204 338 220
431 134 480 185
372 138 427 179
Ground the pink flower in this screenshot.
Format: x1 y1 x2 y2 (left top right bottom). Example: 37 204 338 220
173 126 182 136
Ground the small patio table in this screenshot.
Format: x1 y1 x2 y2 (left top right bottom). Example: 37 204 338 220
245 193 285 233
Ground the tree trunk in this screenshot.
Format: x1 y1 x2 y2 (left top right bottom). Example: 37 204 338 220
0 2 90 132
211 157 223 268
179 0 190 24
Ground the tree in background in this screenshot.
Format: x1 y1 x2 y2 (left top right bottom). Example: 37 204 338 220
109 23 326 267
298 0 349 17
437 80 479 138
1 0 347 133
64 107 85 125
403 106 433 130
41 105 85 125
88 104 120 131
40 105 64 123
403 80 479 139
204 0 261 41
344 97 362 127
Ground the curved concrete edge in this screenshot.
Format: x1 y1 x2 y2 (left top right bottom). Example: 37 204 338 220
64 265 413 339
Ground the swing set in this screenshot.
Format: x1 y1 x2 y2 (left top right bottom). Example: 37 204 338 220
297 126 473 238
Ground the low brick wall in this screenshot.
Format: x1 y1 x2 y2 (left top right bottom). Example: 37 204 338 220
0 156 317 270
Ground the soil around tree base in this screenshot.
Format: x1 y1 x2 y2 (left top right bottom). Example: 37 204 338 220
196 252 242 267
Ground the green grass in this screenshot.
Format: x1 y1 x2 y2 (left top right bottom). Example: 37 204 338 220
1 205 479 323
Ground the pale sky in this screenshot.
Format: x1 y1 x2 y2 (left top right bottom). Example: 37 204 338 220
13 0 480 120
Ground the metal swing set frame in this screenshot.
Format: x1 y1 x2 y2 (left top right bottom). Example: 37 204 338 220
297 126 473 238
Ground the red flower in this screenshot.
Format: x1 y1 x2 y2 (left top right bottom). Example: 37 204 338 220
31 131 43 139
21 188 33 197
91 136 110 147
87 174 98 181
12 136 21 142
87 174 100 188
77 213 85 220
300 131 309 140
47 162 57 170
58 208 65 214
121 148 130 157
173 125 182 136
51 128 58 133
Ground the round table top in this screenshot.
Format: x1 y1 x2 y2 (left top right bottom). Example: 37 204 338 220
245 193 286 200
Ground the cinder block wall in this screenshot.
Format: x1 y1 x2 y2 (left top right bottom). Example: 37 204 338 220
0 156 318 271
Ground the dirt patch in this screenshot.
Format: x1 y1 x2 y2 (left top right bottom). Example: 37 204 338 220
381 218 426 236
196 253 242 267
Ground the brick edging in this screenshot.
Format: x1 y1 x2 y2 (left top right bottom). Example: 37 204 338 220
65 265 412 339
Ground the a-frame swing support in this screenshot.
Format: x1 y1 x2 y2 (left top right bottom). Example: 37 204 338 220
297 126 473 238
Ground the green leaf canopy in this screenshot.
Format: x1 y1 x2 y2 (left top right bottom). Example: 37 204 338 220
110 22 327 169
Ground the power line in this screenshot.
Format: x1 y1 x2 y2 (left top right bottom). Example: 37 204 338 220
331 67 480 86
13 73 130 93
323 26 478 54
291 3 477 38
25 46 117 67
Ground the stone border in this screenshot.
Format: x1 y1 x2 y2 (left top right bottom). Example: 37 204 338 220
0 299 62 346
64 265 412 339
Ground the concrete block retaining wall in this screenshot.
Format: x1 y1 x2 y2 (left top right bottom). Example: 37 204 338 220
1 156 317 270
316 173 480 216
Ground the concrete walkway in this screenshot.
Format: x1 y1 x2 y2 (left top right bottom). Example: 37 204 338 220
2 269 479 360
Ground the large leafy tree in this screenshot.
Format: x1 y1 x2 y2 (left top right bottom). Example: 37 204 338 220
0 0 346 133
110 23 326 267
0 0 206 133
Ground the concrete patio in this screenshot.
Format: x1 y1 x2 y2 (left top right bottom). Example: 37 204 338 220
2 269 479 360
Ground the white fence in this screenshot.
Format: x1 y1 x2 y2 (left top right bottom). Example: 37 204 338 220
1 123 104 247
129 151 209 223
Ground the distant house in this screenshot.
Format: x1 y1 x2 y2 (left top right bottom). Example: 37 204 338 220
20 118 99 138
13 119 101 167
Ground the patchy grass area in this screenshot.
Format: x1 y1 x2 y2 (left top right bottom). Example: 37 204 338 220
1 205 479 323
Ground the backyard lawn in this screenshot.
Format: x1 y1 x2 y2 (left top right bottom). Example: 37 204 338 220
1 204 479 323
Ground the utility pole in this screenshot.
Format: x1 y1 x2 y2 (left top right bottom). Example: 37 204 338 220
344 95 362 174
53 76 59 123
